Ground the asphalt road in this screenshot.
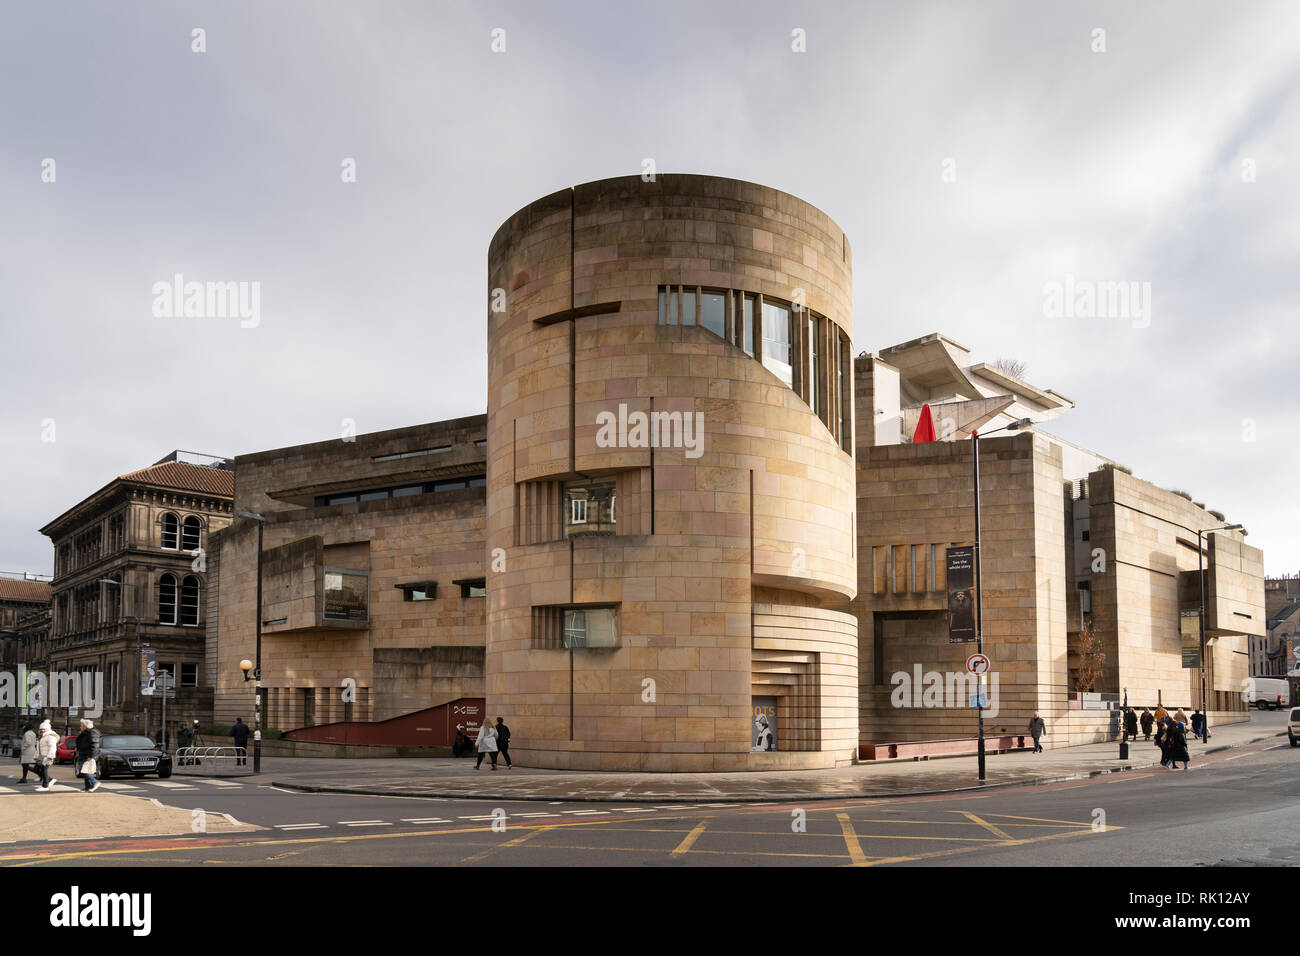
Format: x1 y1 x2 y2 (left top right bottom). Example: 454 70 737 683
3 735 1296 867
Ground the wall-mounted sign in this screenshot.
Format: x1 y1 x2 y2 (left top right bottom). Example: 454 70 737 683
947 546 977 643
1180 609 1200 668
324 569 369 622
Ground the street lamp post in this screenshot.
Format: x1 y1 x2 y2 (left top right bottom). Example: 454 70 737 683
238 512 265 773
1197 522 1244 743
970 417 1033 782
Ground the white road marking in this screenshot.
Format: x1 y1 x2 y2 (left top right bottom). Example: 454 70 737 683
400 818 451 824
619 808 656 813
97 782 143 791
458 815 501 821
512 812 556 818
275 824 327 830
339 820 391 827
190 779 244 788
143 781 196 789
565 810 609 816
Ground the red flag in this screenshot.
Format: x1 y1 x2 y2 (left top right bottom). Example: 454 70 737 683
912 404 937 443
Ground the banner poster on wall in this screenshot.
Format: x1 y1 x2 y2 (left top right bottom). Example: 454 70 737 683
947 546 977 643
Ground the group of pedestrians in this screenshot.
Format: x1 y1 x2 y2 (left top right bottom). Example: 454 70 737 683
11 718 102 792
472 716 513 770
1125 705 1206 771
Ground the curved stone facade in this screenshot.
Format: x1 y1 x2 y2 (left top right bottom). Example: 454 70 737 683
486 175 858 770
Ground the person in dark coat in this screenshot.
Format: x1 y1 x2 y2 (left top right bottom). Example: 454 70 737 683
1190 709 1206 740
1123 708 1138 739
74 718 101 792
231 718 250 766
495 717 513 769
1154 718 1169 767
1028 713 1046 753
1166 721 1191 770
1139 708 1154 740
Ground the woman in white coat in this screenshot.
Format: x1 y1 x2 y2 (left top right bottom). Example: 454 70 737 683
34 720 60 791
474 720 499 771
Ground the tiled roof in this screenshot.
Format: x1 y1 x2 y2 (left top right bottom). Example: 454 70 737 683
119 461 234 497
0 579 52 603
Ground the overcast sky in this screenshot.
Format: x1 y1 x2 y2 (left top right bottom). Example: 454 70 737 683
1 0 1297 575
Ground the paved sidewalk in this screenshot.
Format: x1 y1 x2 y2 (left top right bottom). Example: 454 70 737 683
268 712 1289 803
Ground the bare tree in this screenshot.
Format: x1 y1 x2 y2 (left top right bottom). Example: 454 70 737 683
992 357 1028 380
1074 615 1106 693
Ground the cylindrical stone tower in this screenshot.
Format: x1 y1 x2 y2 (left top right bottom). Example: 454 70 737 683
486 174 857 771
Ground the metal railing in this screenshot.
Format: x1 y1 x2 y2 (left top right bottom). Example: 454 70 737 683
173 746 254 776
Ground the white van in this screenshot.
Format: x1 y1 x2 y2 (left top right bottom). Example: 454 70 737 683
1247 676 1290 710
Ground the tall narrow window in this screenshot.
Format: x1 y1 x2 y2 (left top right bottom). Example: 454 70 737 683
681 290 696 326
809 315 820 417
571 498 588 524
161 513 179 550
761 301 792 386
180 575 200 626
839 333 852 452
742 295 754 356
701 291 726 338
182 516 201 551
159 573 177 625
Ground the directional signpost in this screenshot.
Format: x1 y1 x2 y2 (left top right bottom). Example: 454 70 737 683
966 654 991 708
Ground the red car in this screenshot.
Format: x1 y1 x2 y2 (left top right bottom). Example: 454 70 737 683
56 735 77 765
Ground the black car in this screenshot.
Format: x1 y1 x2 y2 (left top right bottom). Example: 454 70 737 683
95 734 173 779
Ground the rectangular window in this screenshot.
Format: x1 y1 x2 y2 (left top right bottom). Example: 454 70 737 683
323 568 369 622
563 607 617 648
1082 529 1090 541
761 301 792 386
400 582 436 602
457 578 487 599
701 291 726 338
358 490 388 502
839 333 851 452
681 290 696 326
181 663 198 687
658 286 679 325
392 485 424 497
372 446 451 462
742 295 754 356
809 314 820 416
564 477 616 538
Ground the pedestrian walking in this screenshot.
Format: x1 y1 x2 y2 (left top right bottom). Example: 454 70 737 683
231 717 250 766
17 723 36 783
1190 708 1206 740
1123 707 1138 740
1153 704 1168 726
1140 708 1154 740
1028 712 1046 753
1173 708 1189 728
75 718 101 793
495 717 513 769
1167 721 1190 771
1 732 10 756
33 720 59 791
1154 718 1170 768
474 721 499 770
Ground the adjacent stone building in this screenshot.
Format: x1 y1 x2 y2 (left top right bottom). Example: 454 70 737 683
206 418 488 734
37 453 233 733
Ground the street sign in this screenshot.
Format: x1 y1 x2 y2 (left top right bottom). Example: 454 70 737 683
966 653 991 675
1293 646 1300 660
969 692 989 708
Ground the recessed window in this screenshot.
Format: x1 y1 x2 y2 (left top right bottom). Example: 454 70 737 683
564 477 616 538
392 485 424 498
181 663 198 687
701 292 726 338
161 513 179 550
681 290 696 326
180 575 200 626
563 607 617 648
398 581 436 602
182 516 201 552
358 490 388 502
761 301 793 386
741 294 754 356
456 578 487 599
372 446 451 462
159 573 177 625
1082 529 1090 541
808 314 821 417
